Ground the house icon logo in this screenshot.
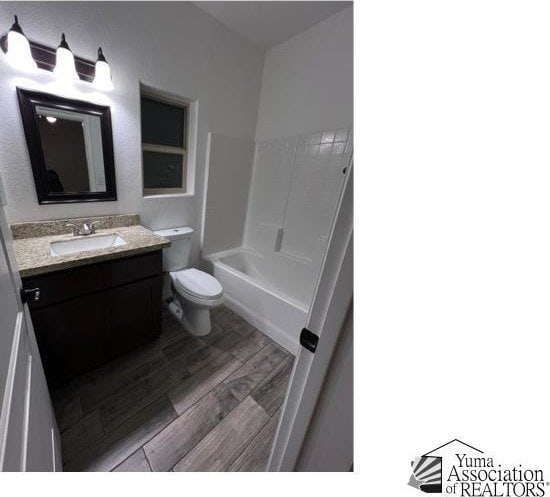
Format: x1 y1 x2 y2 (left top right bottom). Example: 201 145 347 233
409 439 483 494
409 454 443 493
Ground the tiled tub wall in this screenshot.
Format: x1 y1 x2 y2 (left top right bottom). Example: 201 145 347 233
243 128 352 304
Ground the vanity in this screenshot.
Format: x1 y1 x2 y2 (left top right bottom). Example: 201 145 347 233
4 87 177 388
12 215 170 387
7 89 174 387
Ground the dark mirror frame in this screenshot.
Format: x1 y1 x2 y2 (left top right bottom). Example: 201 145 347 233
17 88 117 204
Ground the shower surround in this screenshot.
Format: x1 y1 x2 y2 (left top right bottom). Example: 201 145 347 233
204 128 352 352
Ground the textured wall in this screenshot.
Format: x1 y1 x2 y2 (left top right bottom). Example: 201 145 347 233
0 1 264 265
255 7 353 141
203 133 255 255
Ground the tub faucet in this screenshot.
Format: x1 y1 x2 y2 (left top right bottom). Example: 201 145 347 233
66 221 99 236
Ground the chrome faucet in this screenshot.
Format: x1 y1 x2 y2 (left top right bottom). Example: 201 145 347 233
65 221 99 236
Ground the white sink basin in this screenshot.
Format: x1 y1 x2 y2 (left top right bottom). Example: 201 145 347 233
50 234 127 257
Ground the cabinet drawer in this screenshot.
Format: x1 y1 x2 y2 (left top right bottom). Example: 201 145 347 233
23 251 162 309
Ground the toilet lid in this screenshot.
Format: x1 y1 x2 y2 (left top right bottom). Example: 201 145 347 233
171 269 223 299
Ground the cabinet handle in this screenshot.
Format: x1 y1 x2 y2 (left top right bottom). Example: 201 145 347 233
20 287 40 304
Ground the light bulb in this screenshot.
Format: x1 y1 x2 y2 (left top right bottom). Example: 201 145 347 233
46 116 57 124
5 16 37 72
93 47 113 91
53 33 79 83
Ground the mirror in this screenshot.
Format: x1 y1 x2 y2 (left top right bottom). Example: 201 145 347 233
17 89 117 204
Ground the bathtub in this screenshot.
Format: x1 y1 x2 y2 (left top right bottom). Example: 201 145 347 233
205 248 310 355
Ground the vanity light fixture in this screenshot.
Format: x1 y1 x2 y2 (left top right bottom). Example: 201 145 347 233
53 33 79 83
93 47 113 91
2 16 113 90
5 15 36 72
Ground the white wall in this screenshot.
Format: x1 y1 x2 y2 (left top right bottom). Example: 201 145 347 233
255 6 353 141
202 133 255 255
240 7 353 306
0 1 264 265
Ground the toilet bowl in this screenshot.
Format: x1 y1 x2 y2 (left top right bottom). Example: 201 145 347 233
169 268 224 336
154 227 224 336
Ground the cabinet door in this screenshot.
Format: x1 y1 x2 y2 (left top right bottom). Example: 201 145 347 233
31 291 108 385
104 275 162 356
31 275 162 386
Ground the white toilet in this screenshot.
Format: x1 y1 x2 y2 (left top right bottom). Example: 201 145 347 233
154 227 224 336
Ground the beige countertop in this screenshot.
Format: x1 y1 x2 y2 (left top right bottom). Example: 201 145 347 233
14 224 170 278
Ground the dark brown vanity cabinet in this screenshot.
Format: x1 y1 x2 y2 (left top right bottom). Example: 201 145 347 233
22 251 163 387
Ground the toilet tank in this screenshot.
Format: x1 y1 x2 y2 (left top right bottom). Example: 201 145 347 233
153 227 194 272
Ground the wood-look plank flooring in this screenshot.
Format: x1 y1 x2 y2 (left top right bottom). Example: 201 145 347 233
53 305 294 472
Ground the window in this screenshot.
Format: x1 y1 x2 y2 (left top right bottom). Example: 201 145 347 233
141 92 188 195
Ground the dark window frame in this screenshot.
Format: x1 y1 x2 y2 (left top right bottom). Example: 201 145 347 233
141 92 188 196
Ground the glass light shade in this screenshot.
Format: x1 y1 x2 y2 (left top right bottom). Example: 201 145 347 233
53 45 79 83
93 59 113 91
5 30 37 72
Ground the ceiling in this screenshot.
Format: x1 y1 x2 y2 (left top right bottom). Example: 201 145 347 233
193 1 352 50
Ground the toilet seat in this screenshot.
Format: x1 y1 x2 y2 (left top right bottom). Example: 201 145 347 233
170 268 223 301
